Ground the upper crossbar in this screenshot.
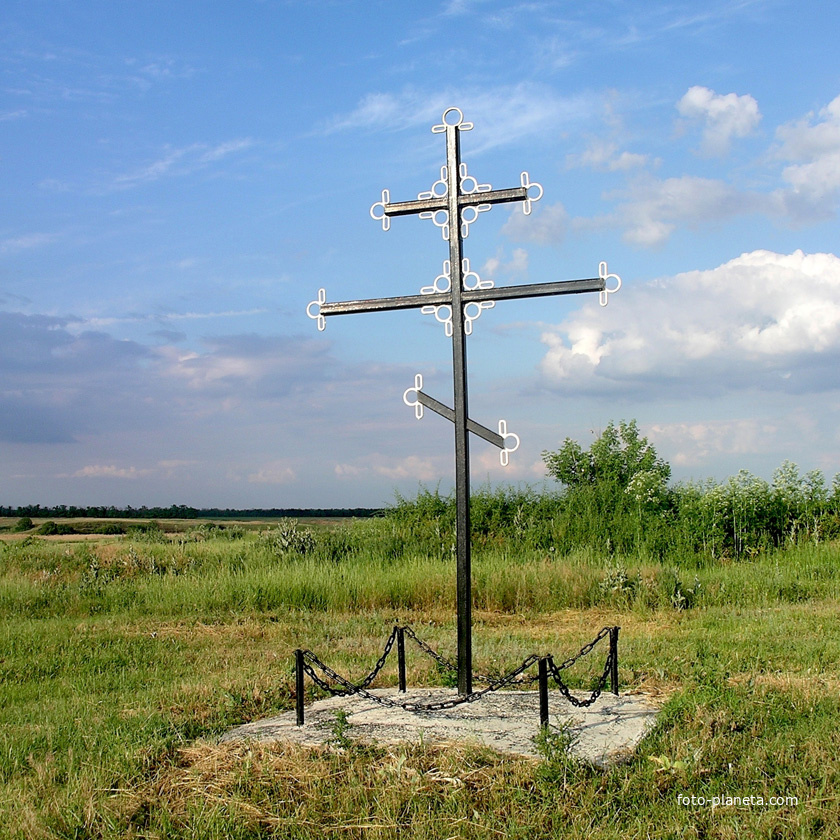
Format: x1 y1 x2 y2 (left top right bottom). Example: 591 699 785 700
383 186 529 218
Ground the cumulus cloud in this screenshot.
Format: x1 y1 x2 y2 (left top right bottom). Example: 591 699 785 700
565 91 840 245
539 249 840 397
248 462 297 484
609 175 766 247
156 333 333 397
648 419 780 467
677 85 761 156
774 94 840 222
481 247 529 281
566 138 649 172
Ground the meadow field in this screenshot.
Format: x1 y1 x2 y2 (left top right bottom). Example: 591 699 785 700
1 482 839 839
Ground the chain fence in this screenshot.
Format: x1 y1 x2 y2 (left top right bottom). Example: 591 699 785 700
294 624 619 723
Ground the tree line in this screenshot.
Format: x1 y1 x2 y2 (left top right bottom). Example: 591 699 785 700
0 504 382 520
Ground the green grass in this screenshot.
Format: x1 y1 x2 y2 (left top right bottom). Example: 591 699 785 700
1 518 839 837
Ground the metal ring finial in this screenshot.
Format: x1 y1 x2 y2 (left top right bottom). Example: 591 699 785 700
418 166 448 201
520 172 543 215
402 373 424 420
370 189 391 231
420 261 454 336
419 208 450 240
598 261 622 306
306 288 327 331
420 260 452 296
432 107 473 133
498 420 520 467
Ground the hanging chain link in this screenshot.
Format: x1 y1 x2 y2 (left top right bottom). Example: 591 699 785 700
295 624 617 712
298 626 398 697
356 625 398 689
301 648 541 712
401 625 456 672
552 625 613 672
546 648 613 708
402 625 525 685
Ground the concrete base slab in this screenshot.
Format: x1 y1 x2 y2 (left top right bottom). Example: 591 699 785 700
222 688 661 768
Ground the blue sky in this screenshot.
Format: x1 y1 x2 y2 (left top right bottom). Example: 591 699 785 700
3 0 840 508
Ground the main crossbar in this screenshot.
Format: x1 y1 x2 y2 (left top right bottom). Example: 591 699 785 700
318 276 605 318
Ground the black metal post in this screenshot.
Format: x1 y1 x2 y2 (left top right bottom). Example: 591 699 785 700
609 627 620 696
397 626 407 693
539 657 549 728
295 649 305 726
445 119 474 699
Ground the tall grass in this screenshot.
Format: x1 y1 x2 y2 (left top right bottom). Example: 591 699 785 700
2 517 839 624
2 505 840 838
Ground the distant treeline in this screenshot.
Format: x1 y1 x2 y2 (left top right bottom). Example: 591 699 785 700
0 504 382 520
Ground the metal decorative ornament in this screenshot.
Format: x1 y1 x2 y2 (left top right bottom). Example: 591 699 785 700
308 107 620 696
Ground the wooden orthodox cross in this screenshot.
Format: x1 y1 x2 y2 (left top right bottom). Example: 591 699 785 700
308 107 620 695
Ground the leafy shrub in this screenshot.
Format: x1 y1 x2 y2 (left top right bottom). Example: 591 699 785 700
12 516 33 533
99 522 125 535
187 522 245 541
126 521 166 542
668 571 702 610
598 564 638 602
258 519 316 556
36 521 77 536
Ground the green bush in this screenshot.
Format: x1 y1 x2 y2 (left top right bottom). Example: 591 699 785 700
12 517 33 533
36 521 77 536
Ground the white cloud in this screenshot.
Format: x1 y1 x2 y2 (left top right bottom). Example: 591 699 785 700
503 203 568 244
566 138 649 172
199 139 254 163
677 85 761 156
110 139 253 189
0 232 59 253
539 249 840 396
334 454 443 482
609 175 765 247
324 84 597 153
374 455 440 481
248 462 297 484
648 419 779 467
72 464 152 479
481 247 529 281
774 94 840 221
155 334 332 396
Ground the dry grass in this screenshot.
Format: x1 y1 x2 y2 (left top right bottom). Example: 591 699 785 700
112 740 536 839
